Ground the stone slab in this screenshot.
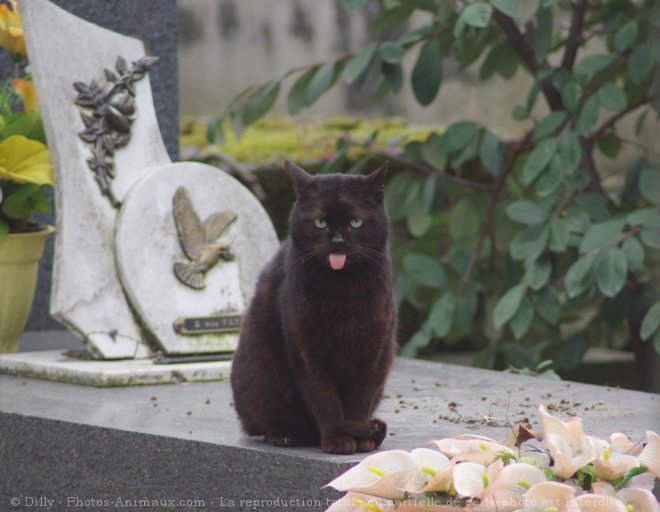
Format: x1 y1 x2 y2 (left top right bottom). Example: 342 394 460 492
1 356 659 512
0 351 231 387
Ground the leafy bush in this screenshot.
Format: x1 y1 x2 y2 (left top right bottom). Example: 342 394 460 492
207 0 660 384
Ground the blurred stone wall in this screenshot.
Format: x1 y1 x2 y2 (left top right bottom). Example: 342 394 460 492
178 0 535 131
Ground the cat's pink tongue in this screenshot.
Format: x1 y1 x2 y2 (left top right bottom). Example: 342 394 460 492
329 253 347 270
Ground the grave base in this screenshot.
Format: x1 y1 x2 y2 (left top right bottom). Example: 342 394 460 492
0 350 231 386
1 333 659 512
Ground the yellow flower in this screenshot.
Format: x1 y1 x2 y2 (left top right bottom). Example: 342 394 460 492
0 135 53 186
12 79 38 113
0 0 26 60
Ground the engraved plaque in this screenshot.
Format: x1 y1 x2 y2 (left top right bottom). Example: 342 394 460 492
174 314 243 335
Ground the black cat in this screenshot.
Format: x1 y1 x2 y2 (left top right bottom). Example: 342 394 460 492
231 161 397 454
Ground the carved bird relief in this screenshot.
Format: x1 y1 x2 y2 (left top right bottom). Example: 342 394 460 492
172 186 237 290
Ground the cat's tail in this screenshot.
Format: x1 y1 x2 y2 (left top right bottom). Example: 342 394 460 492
173 262 205 289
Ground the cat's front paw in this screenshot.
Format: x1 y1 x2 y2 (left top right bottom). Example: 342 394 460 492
321 434 357 455
368 418 387 448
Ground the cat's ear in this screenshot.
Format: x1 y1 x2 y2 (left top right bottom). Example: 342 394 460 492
363 163 388 201
284 160 313 196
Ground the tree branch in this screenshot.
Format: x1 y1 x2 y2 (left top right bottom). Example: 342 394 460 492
342 137 496 192
561 0 589 71
458 131 534 292
590 93 659 141
492 11 564 111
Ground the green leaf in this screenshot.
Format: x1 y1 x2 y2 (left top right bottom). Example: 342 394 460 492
440 122 479 154
451 130 481 169
305 61 341 105
561 79 581 112
372 5 413 34
403 253 446 288
506 200 549 225
459 3 493 29
641 301 660 340
479 132 504 175
525 258 552 291
533 111 567 140
532 6 553 60
576 192 610 222
558 129 581 173
579 220 625 254
493 283 525 329
429 293 456 337
382 61 403 92
597 132 622 160
343 43 377 84
412 38 444 106
532 286 560 325
640 227 660 249
510 297 534 339
490 0 523 18
479 43 518 80
549 218 570 252
614 21 638 53
639 168 660 205
453 289 478 333
597 83 627 111
380 42 405 64
400 329 432 357
420 133 446 168
596 247 627 298
287 67 317 115
574 54 616 76
0 112 47 144
535 156 563 198
522 138 558 185
510 225 549 261
621 237 644 272
628 44 653 84
575 95 600 136
449 196 482 240
342 0 368 11
627 208 660 228
406 202 432 237
564 253 598 298
242 82 280 125
558 334 586 371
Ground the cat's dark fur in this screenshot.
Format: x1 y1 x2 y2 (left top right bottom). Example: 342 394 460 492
231 161 397 454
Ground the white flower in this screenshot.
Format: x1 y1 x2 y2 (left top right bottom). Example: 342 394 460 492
433 434 514 465
324 492 395 512
638 431 660 479
522 481 580 512
538 405 597 480
466 462 547 512
325 450 416 500
405 448 451 494
590 436 640 482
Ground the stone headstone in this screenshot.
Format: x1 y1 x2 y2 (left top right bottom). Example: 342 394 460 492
115 163 278 355
21 0 278 361
25 0 179 332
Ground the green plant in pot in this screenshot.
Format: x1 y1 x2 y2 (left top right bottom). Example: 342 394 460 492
0 0 54 353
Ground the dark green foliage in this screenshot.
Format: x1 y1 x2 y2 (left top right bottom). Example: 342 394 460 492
208 0 660 376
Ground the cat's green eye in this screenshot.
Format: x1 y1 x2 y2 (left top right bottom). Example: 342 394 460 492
350 218 363 228
314 218 327 229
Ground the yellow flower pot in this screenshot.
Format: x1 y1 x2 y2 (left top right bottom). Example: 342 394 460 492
0 225 54 353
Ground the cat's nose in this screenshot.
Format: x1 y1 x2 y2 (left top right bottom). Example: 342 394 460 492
331 232 344 245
